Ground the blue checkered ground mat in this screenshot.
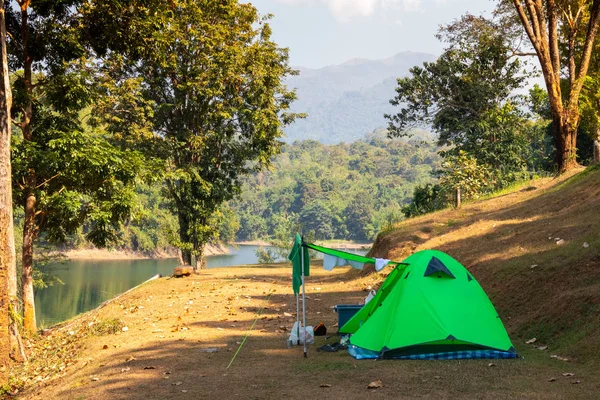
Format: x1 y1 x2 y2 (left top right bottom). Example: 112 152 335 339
348 345 517 360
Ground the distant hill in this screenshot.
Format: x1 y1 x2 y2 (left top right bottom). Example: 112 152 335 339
284 51 437 144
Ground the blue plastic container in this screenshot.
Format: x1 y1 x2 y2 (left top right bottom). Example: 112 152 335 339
334 304 363 329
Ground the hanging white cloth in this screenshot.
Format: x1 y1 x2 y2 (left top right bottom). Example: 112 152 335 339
323 254 365 271
375 258 390 272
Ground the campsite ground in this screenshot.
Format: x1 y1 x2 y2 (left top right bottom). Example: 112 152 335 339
10 167 600 399
12 264 600 400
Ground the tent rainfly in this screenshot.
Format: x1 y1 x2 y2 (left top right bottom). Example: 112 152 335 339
287 234 405 357
340 249 517 360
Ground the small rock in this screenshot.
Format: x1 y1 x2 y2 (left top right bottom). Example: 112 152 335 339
181 390 188 393
556 239 565 245
199 348 219 353
367 380 383 389
583 242 589 248
283 312 293 317
433 376 441 379
537 345 548 351
122 326 129 332
102 344 109 350
526 338 537 344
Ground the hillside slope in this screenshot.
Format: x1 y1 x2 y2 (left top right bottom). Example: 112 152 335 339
368 166 600 364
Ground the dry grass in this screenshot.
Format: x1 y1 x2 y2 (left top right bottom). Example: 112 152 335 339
10 167 600 399
14 264 600 400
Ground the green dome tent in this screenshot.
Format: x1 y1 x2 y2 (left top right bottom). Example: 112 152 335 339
340 250 517 360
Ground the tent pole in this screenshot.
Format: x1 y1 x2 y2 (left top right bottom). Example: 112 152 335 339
301 245 307 358
296 293 300 346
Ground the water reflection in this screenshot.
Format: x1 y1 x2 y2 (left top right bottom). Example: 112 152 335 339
35 245 368 327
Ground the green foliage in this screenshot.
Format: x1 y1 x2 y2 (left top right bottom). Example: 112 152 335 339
255 247 278 264
232 134 440 242
95 0 300 264
386 15 533 190
401 184 447 218
438 151 493 199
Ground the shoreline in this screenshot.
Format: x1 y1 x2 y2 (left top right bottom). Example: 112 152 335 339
235 240 372 250
61 243 230 261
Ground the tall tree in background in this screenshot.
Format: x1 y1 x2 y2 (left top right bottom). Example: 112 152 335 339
0 0 13 383
99 0 299 270
511 0 600 172
386 15 529 181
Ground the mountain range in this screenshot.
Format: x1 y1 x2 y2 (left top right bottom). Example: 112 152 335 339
283 51 437 144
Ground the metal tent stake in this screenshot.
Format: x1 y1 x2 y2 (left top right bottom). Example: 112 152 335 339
296 293 300 346
301 245 307 358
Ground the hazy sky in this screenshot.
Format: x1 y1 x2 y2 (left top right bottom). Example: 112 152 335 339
250 0 495 68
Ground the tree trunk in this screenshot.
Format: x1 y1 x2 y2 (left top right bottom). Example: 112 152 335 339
21 193 37 333
0 0 13 383
593 127 600 165
181 249 192 265
553 110 580 172
177 210 192 265
193 245 205 272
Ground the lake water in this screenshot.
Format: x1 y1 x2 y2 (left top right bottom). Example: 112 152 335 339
35 244 369 327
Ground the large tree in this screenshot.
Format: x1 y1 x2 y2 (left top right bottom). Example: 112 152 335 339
0 0 13 384
511 0 600 172
97 0 299 270
386 15 530 177
6 1 148 333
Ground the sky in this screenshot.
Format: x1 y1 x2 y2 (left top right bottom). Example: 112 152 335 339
250 0 495 68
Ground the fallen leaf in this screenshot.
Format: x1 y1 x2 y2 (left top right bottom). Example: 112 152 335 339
367 380 383 389
91 377 99 382
102 344 108 350
121 367 130 373
320 384 332 388
530 264 538 269
562 373 575 377
537 346 548 351
126 356 137 363
556 239 565 245
283 312 292 317
548 378 556 382
122 326 129 332
583 242 589 248
181 390 188 393
571 380 581 384
525 338 537 344
488 363 496 367
143 366 156 370
172 381 183 386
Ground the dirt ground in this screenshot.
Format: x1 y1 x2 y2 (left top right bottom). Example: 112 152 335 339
17 263 600 400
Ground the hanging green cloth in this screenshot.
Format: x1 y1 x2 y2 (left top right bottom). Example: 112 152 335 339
288 233 310 294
